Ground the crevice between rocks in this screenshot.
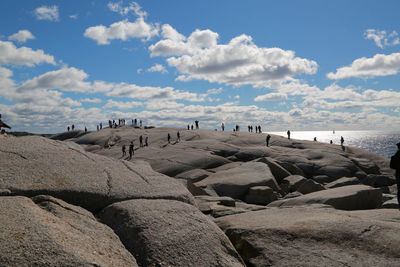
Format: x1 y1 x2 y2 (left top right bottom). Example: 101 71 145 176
0 149 28 159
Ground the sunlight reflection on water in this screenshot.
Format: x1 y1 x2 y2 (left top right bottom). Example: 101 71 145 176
269 130 400 158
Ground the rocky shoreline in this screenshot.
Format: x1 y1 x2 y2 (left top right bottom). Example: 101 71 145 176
1 127 399 266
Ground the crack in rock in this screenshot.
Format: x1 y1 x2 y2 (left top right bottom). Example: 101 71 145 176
0 149 28 160
121 161 150 184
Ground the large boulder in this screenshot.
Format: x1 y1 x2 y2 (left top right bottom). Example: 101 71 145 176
296 179 325 194
325 177 360 188
195 162 280 200
98 199 245 267
216 206 400 266
361 174 396 187
255 157 291 183
268 185 382 210
175 168 212 183
0 136 193 212
244 186 278 205
0 196 137 266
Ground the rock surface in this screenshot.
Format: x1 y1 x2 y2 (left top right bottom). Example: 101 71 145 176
98 199 245 267
269 185 382 210
296 179 325 194
325 176 360 188
195 162 280 199
244 186 278 205
0 196 138 266
0 136 193 211
216 206 400 267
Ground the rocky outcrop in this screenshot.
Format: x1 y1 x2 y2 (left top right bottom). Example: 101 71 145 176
244 186 278 205
98 199 245 267
0 136 193 212
195 162 280 200
268 185 382 210
0 196 137 266
216 206 400 266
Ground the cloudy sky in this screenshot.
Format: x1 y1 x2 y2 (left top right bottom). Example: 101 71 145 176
1 0 400 133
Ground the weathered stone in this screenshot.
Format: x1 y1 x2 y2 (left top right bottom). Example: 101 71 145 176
268 185 382 210
361 174 396 187
0 196 138 266
283 191 303 199
312 175 337 184
0 136 194 212
325 177 360 188
175 168 212 183
216 206 400 266
282 175 307 192
195 162 280 200
296 179 325 194
98 199 245 267
244 186 278 205
255 157 291 183
381 198 399 209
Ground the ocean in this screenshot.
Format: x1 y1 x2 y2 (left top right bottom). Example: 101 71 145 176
269 130 400 158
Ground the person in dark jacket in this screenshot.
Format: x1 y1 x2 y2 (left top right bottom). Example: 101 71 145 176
390 142 400 207
129 142 134 160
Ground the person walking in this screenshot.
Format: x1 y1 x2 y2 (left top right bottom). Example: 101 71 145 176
167 133 171 144
390 142 400 207
287 130 291 140
177 131 181 142
129 142 134 160
122 144 126 157
221 123 225 131
139 135 143 147
145 136 148 147
266 134 271 147
67 126 70 132
340 136 345 146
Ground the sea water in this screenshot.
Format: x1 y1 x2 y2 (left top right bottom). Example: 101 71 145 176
269 130 400 158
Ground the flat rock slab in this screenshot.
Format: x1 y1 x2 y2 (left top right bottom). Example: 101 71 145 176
325 177 360 188
195 162 280 200
0 136 193 212
98 199 245 267
0 196 138 267
216 206 400 266
268 185 382 210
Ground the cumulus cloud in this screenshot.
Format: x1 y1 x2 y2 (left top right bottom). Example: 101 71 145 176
254 92 288 102
0 41 55 66
107 1 147 18
364 29 400 48
147 63 168 73
34 5 59 21
80 98 102 104
8 30 35 43
327 52 400 80
149 25 318 88
104 99 143 109
84 18 159 45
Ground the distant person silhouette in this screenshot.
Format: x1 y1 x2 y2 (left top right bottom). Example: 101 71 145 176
340 136 344 146
330 140 333 144
85 127 87 133
97 125 99 131
287 130 291 140
314 137 317 141
191 125 194 130
129 142 134 159
67 126 70 132
100 122 102 129
122 145 126 157
139 135 143 147
72 124 75 131
390 142 400 207
140 120 142 127
177 131 181 142
195 120 199 129
145 136 148 147
266 134 271 147
221 123 225 131
258 126 262 134
187 124 190 130
167 133 171 143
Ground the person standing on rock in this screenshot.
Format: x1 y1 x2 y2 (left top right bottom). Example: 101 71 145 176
195 120 199 129
177 131 181 142
221 123 225 131
340 136 344 146
287 130 291 140
129 142 134 160
187 124 190 130
122 145 126 157
167 133 171 144
390 142 400 206
67 126 70 132
145 136 148 147
266 134 271 147
139 135 143 147
191 124 194 130
85 127 87 133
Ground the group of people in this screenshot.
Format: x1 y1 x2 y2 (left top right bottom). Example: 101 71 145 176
95 118 145 132
132 119 143 128
122 135 149 159
247 125 263 133
167 131 181 143
186 120 200 130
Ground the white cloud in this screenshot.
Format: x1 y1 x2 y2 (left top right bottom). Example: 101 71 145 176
8 30 35 43
0 41 55 66
34 5 59 21
364 29 400 49
69 14 78 20
254 92 288 102
104 99 143 109
149 26 318 88
81 98 102 103
108 1 147 18
84 18 159 45
147 63 168 73
327 52 400 80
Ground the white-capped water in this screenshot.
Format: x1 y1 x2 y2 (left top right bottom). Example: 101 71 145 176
269 130 400 158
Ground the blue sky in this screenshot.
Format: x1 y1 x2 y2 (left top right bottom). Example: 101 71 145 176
0 0 400 133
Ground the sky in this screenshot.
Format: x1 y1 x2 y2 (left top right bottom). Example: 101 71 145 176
0 0 400 133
